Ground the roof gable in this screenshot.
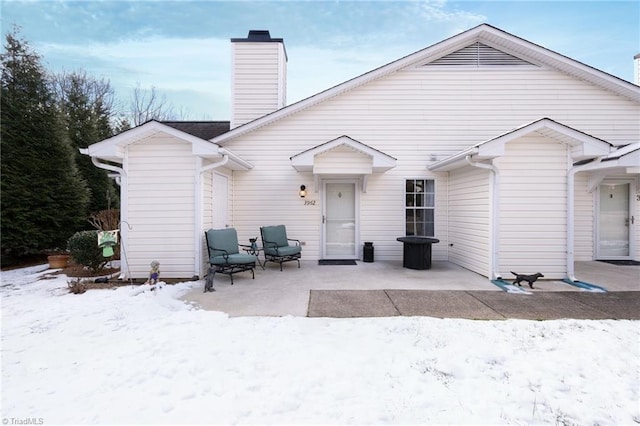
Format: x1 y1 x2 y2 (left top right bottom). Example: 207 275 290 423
427 41 535 67
83 120 220 162
429 118 614 171
212 24 640 145
82 120 252 170
290 135 396 173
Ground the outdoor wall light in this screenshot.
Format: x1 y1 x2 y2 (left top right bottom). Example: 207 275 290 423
299 185 307 198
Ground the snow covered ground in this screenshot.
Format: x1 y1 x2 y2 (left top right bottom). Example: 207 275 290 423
1 265 639 425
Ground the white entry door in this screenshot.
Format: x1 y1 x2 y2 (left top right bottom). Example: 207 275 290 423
597 180 633 259
322 180 358 259
212 173 229 229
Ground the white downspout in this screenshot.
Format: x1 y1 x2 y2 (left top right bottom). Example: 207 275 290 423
567 157 603 282
89 156 125 182
194 154 230 279
80 150 130 279
466 155 501 280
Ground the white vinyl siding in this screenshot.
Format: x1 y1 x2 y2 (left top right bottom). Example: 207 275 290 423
636 194 640 262
447 166 491 277
200 169 234 276
201 169 213 277
314 146 373 174
573 172 595 261
496 136 568 279
225 66 638 266
202 169 213 230
232 42 286 128
127 137 196 279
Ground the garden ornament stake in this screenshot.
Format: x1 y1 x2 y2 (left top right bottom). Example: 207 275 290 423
145 261 161 288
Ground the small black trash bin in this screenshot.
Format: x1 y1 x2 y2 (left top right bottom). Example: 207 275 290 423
363 242 374 262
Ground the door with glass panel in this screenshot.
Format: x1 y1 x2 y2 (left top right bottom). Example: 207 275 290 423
597 180 633 259
322 181 358 259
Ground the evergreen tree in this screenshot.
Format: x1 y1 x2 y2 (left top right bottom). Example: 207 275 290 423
1 28 89 261
54 71 120 213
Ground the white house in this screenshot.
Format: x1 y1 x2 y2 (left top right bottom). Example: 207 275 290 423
82 24 640 281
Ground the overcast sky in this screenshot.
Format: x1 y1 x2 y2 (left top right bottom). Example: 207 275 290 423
2 0 638 120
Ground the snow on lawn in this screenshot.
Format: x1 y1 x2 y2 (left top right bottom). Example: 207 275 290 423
1 266 639 425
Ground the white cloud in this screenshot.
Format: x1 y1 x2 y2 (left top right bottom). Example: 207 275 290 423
37 36 232 118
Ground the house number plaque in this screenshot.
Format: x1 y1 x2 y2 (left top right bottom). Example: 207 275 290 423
304 200 316 206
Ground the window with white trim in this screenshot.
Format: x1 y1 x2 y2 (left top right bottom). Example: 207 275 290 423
405 179 435 236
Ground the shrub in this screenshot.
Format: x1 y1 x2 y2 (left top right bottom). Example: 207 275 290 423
88 209 121 260
67 230 107 272
88 209 120 232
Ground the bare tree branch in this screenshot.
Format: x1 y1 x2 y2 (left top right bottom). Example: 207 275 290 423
130 83 176 126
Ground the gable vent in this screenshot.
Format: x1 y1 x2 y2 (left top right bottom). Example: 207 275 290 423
428 42 534 66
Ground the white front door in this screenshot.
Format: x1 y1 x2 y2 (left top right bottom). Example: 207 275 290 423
212 173 229 229
322 180 358 259
597 180 634 259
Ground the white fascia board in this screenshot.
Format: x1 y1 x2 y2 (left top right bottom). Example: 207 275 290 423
219 147 253 171
607 143 640 159
82 144 125 163
615 148 640 168
428 147 479 171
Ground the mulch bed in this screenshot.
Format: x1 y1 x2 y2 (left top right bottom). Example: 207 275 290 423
53 263 127 290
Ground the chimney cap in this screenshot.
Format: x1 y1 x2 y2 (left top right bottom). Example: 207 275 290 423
231 30 284 43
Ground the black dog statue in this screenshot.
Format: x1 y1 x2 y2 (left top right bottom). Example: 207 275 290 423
511 271 544 289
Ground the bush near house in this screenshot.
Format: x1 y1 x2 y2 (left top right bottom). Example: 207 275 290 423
67 231 107 272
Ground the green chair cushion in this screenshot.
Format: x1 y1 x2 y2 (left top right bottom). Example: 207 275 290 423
261 225 289 248
206 228 240 257
264 245 301 256
210 253 257 265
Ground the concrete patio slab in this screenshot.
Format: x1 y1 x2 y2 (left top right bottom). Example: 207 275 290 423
560 292 640 320
181 260 640 318
467 292 613 320
308 290 399 318
385 290 505 320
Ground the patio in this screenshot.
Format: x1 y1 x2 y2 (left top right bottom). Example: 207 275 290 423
182 260 640 317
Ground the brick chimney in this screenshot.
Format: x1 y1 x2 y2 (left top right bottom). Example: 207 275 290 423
230 30 287 129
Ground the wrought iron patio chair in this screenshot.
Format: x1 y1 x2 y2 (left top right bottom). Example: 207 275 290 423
204 228 257 292
260 225 302 271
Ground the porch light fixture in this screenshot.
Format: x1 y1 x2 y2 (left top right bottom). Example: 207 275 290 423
299 185 307 198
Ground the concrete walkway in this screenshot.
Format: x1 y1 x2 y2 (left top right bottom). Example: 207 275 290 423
182 260 640 319
307 290 640 320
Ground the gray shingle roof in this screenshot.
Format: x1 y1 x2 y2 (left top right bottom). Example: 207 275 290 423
161 121 230 140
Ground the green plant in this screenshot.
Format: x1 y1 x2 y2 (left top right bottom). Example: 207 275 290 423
67 230 107 272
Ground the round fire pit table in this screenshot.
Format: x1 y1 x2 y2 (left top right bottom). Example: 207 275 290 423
396 237 440 270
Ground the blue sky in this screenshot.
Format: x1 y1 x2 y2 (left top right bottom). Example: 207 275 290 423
2 0 638 120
